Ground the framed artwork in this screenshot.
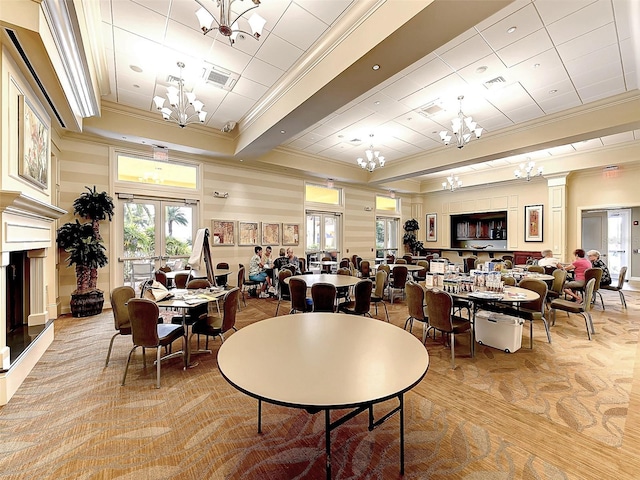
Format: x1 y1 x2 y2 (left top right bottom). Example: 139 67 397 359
238 221 259 246
261 222 280 245
211 220 235 246
282 223 300 246
426 213 437 242
18 95 49 189
525 205 543 242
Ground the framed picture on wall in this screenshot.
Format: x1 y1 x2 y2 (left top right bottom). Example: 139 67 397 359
238 221 259 246
18 95 49 189
282 223 300 246
211 220 235 245
525 205 543 242
261 222 280 245
426 213 437 242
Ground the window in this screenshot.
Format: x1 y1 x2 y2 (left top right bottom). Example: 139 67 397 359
376 195 399 213
305 183 341 205
117 153 198 189
306 212 341 260
376 217 399 260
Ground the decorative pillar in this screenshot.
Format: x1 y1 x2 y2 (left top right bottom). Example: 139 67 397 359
547 174 568 260
28 249 48 326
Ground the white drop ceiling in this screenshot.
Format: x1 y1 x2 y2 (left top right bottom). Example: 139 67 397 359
92 0 640 187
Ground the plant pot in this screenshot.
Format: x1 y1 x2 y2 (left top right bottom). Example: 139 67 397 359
70 290 104 317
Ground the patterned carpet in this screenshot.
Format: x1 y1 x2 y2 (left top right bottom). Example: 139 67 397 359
0 288 638 479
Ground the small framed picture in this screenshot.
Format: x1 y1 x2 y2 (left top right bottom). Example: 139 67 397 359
524 205 543 242
261 222 280 245
211 220 235 246
238 221 259 246
282 223 300 246
426 213 437 242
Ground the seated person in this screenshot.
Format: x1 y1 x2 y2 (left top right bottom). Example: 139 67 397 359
263 245 276 293
285 248 301 275
537 249 560 268
587 250 611 286
273 247 288 270
249 246 272 298
560 248 592 301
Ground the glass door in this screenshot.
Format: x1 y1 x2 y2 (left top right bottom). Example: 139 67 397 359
118 198 197 291
607 209 631 280
305 212 341 267
376 217 399 262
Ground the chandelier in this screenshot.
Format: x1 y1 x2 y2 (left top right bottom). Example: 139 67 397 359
442 175 462 192
356 134 385 172
195 0 266 46
153 62 207 128
514 159 543 181
439 95 483 149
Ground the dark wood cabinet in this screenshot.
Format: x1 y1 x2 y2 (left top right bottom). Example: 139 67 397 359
450 211 508 249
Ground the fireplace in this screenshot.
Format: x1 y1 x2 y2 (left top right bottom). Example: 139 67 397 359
0 191 65 404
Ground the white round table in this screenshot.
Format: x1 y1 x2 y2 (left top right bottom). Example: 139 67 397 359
283 273 361 288
218 313 429 479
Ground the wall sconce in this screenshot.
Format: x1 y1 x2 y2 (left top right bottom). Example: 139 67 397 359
213 191 229 198
364 206 373 212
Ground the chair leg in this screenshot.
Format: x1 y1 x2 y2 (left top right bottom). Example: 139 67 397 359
121 346 137 386
382 301 389 322
530 320 534 349
596 291 605 310
542 316 552 344
620 290 627 309
105 332 120 367
450 333 456 369
156 347 162 389
581 313 593 341
404 316 414 332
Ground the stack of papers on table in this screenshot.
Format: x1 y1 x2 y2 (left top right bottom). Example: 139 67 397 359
468 292 504 300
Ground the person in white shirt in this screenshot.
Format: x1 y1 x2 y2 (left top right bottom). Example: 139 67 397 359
537 249 560 268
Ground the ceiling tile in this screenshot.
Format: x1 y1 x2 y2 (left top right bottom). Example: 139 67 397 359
496 28 554 68
241 57 285 87
556 23 618 63
100 0 113 24
295 0 353 26
232 76 269 101
111 0 167 43
211 92 256 125
572 138 604 150
534 0 598 25
255 33 304 71
206 39 252 75
271 2 329 51
545 0 613 45
164 20 215 60
480 3 544 51
132 0 171 15
577 76 626 104
438 33 494 71
535 89 582 114
601 131 635 145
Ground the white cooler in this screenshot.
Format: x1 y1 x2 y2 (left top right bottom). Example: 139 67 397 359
475 312 524 353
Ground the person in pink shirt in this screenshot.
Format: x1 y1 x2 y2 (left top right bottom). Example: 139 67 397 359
562 248 592 301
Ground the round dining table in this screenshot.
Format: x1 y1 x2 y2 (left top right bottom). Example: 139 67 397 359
283 273 361 288
376 263 425 272
218 313 429 479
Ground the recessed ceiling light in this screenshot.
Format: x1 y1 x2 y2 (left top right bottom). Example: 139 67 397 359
507 26 517 34
133 84 140 88
407 117 412 121
372 64 380 70
533 63 541 68
374 101 380 105
338 134 344 138
280 130 286 134
475 66 488 74
130 65 143 73
549 89 558 94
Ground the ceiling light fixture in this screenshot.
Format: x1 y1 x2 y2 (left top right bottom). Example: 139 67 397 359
442 175 462 192
356 134 385 172
195 0 266 46
153 62 207 128
439 95 483 149
514 159 543 181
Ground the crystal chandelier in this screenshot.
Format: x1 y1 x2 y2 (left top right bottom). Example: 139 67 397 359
356 134 385 172
195 0 266 46
514 159 543 181
439 95 483 149
442 175 462 192
153 62 207 128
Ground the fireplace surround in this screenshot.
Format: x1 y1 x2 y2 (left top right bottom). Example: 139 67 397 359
0 191 65 405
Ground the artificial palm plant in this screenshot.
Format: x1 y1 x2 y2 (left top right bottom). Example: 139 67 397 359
56 186 114 316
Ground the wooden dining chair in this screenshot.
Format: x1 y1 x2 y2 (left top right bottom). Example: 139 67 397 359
338 279 373 316
106 286 135 367
174 272 191 289
601 266 627 309
190 288 240 349
289 277 311 314
311 282 337 312
275 269 292 316
425 289 472 369
517 278 550 349
388 266 408 303
550 278 596 340
122 298 185 389
215 262 230 287
404 281 429 343
370 270 389 322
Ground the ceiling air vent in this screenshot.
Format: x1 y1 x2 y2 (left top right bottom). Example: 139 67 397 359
202 63 239 91
483 76 507 89
417 100 444 118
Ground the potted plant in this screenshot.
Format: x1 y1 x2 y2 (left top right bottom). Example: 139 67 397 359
402 218 424 255
56 186 114 317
